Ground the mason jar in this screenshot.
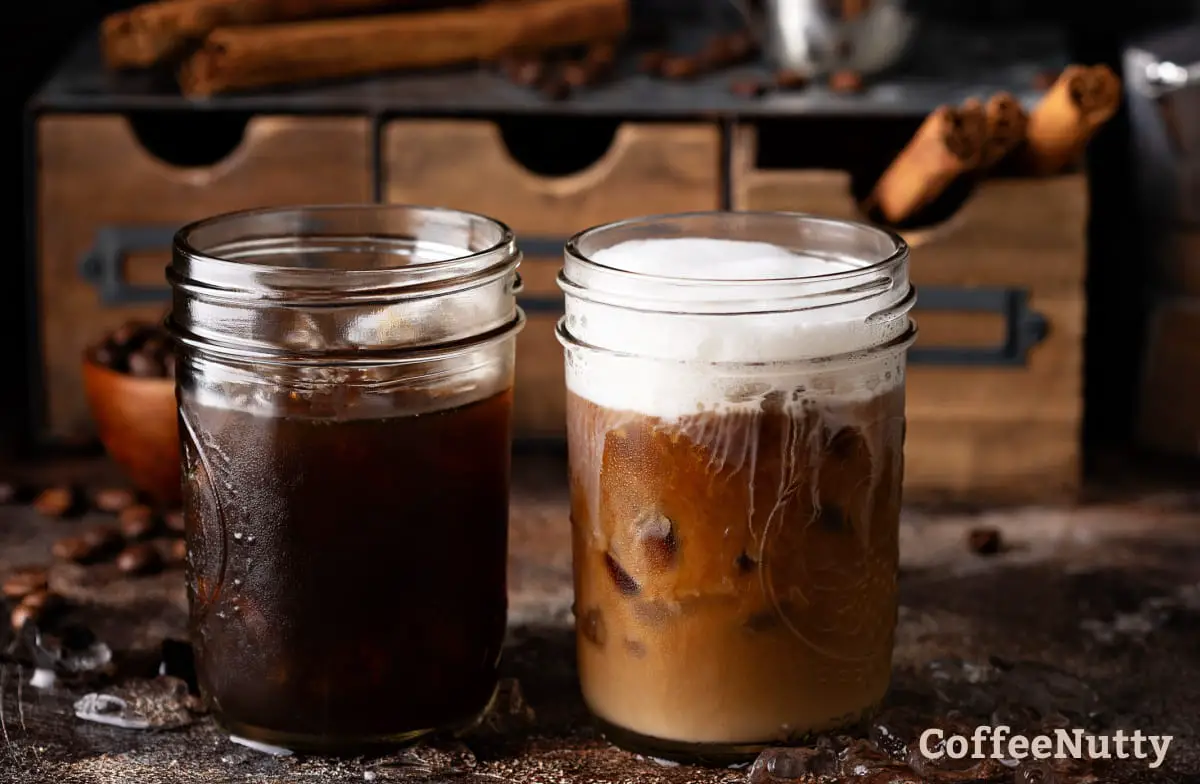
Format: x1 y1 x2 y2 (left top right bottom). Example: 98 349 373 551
168 205 524 753
557 212 917 764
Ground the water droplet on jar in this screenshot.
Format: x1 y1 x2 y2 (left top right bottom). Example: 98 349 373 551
233 532 243 541
232 579 242 587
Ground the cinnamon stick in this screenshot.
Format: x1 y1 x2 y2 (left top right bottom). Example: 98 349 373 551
179 0 629 97
102 0 412 70
1020 65 1121 176
868 101 987 225
978 91 1028 170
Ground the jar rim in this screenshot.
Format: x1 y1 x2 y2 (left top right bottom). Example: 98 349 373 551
173 203 517 289
564 210 908 287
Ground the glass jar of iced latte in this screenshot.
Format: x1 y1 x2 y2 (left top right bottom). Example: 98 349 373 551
557 212 916 763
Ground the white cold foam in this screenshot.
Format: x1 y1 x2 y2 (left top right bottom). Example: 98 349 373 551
564 238 908 418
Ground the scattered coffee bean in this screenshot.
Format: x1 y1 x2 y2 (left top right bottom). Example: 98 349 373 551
774 69 810 91
33 486 79 518
639 50 667 75
968 526 1003 556
119 505 159 540
586 42 616 68
828 69 865 93
167 538 188 567
117 543 164 576
701 35 735 68
2 567 49 600
730 78 766 98
92 487 136 514
54 525 122 563
562 61 591 88
20 590 61 616
661 55 702 80
109 320 150 349
164 509 185 534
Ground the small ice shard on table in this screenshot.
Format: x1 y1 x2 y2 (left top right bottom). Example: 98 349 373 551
229 735 293 757
74 676 202 730
22 622 113 676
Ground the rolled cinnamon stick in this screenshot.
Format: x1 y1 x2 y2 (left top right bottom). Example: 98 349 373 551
978 91 1028 170
868 101 987 225
179 0 629 96
102 0 412 70
1020 65 1121 176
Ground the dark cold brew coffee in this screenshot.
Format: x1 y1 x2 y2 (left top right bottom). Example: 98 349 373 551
181 390 512 749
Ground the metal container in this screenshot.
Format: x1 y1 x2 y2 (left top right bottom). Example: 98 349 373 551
756 0 919 77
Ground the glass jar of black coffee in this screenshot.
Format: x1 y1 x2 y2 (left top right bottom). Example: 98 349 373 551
168 205 524 753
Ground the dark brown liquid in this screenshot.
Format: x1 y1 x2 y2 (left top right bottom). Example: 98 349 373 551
568 387 905 753
179 390 512 751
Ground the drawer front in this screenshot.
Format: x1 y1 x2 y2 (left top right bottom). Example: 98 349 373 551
382 119 723 439
36 114 373 442
730 126 1087 499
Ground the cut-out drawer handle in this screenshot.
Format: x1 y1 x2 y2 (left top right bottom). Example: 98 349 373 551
909 286 1049 367
78 224 177 305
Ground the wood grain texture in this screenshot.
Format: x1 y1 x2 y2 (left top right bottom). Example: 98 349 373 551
37 115 373 441
731 125 1087 498
383 119 722 438
1137 298 1200 456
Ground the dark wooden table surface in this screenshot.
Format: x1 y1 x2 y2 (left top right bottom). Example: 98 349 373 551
1 454 1198 783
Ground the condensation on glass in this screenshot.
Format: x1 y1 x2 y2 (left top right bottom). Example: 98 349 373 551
168 205 524 753
556 212 917 763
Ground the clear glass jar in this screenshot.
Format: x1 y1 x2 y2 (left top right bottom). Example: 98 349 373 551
557 212 916 764
168 205 524 753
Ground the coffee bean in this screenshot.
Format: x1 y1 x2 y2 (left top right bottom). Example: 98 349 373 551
164 509 185 535
109 321 150 349
730 78 766 97
119 504 159 540
51 536 90 563
701 35 735 67
20 590 61 616
968 526 1003 556
92 487 136 514
167 538 188 567
661 55 701 80
828 69 865 93
505 58 544 87
774 69 810 91
33 486 79 518
639 50 667 75
585 42 616 68
562 61 591 88
126 349 165 378
53 525 122 563
2 567 49 600
117 543 164 576
728 29 757 60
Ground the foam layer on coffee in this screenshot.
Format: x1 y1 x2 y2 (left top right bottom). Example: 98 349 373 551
563 238 910 417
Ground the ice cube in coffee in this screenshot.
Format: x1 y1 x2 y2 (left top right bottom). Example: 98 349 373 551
169 205 524 752
557 214 916 762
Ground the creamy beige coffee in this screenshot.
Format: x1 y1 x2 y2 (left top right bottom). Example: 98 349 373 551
562 236 909 749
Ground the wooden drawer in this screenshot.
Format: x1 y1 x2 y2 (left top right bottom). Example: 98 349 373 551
35 114 373 443
731 124 1088 502
1138 298 1200 456
382 118 722 440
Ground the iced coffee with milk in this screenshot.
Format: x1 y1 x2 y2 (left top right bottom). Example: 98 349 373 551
557 213 916 762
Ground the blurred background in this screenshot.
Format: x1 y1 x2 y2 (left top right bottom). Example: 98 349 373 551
3 0 1199 502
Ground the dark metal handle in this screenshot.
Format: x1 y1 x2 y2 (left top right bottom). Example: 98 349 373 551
909 286 1048 367
78 224 177 305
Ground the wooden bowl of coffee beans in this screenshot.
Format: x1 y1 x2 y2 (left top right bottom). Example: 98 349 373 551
82 321 181 507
